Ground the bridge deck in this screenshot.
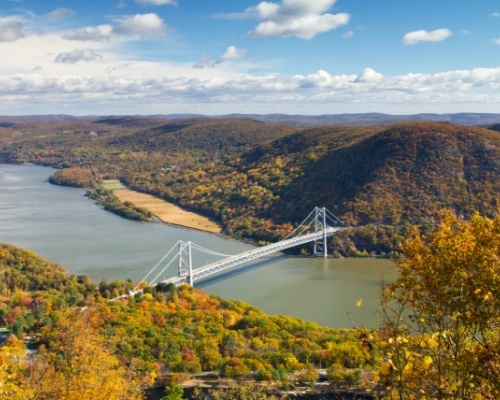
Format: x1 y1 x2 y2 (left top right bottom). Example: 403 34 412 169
162 227 341 287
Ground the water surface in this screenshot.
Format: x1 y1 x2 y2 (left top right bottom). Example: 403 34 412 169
0 164 395 328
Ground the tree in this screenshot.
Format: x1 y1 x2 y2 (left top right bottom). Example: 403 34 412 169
193 381 283 400
380 211 500 399
161 383 185 400
0 336 33 400
34 309 142 400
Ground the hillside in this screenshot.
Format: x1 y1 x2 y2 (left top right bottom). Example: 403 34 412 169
0 116 298 175
128 122 500 254
2 117 500 255
0 243 377 398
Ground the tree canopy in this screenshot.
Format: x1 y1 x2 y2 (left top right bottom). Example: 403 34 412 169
380 211 500 399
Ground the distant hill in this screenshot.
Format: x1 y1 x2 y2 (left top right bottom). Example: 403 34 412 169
2 112 500 127
220 113 500 127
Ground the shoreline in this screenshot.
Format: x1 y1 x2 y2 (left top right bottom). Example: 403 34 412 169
103 180 223 234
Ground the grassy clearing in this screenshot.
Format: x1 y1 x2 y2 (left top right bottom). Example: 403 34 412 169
107 184 221 233
100 179 127 190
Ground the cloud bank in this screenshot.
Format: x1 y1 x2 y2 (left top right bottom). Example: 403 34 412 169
2 66 500 114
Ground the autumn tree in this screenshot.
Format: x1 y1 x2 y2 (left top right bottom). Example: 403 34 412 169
192 381 285 400
380 211 500 399
33 309 142 400
0 335 33 399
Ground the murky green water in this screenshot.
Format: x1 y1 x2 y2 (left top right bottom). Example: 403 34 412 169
0 164 395 328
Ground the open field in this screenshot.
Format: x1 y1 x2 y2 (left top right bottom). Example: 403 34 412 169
103 180 222 233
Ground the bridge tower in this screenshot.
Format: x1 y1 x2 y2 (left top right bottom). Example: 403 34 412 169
313 206 328 258
177 241 193 285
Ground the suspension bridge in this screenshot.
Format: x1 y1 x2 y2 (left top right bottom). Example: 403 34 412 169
113 207 344 300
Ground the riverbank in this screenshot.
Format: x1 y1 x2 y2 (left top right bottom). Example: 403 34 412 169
102 180 222 234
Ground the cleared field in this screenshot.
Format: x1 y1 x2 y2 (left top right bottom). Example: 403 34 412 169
112 188 222 234
101 179 127 190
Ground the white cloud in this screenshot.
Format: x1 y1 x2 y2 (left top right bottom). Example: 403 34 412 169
492 38 500 46
62 14 167 42
43 8 76 22
112 13 167 38
54 49 103 64
355 68 383 83
402 28 452 45
193 55 213 69
4 65 500 115
135 0 177 5
64 25 113 41
218 46 247 63
247 0 350 40
0 17 27 42
490 12 500 18
342 30 354 39
194 46 247 69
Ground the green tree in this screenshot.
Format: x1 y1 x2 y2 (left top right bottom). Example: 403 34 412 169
380 211 500 399
161 383 185 400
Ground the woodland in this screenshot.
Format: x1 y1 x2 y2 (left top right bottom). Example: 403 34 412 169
0 211 498 399
0 116 499 398
1 116 500 255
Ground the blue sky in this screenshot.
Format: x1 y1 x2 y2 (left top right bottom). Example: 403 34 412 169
1 0 500 115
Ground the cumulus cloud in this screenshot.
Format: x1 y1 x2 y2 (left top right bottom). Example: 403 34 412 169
402 28 452 45
64 25 113 41
194 46 247 69
113 13 167 38
0 17 27 42
246 0 350 40
43 8 76 21
217 46 247 63
355 68 383 83
3 65 500 115
54 48 103 64
62 13 167 41
135 0 177 5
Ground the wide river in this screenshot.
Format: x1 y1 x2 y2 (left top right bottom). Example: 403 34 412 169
0 164 396 328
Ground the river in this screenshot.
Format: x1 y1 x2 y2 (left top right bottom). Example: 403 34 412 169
0 164 396 328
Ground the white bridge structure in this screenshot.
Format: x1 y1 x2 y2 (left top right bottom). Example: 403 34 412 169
115 207 344 299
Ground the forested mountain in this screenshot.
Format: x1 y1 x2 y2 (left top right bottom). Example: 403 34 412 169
0 117 297 174
1 117 500 255
126 122 500 254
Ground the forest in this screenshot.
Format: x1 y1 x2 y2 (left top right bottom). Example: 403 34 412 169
0 115 499 398
1 210 498 399
1 116 500 255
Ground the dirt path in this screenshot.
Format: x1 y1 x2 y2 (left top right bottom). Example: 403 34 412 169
102 180 222 233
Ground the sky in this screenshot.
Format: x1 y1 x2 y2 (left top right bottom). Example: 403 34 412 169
1 0 500 116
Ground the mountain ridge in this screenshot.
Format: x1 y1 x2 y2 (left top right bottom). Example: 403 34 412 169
2 112 500 127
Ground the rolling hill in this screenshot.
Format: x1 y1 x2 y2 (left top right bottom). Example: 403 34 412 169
2 116 500 255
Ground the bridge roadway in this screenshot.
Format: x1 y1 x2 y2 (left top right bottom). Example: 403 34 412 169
161 226 341 287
